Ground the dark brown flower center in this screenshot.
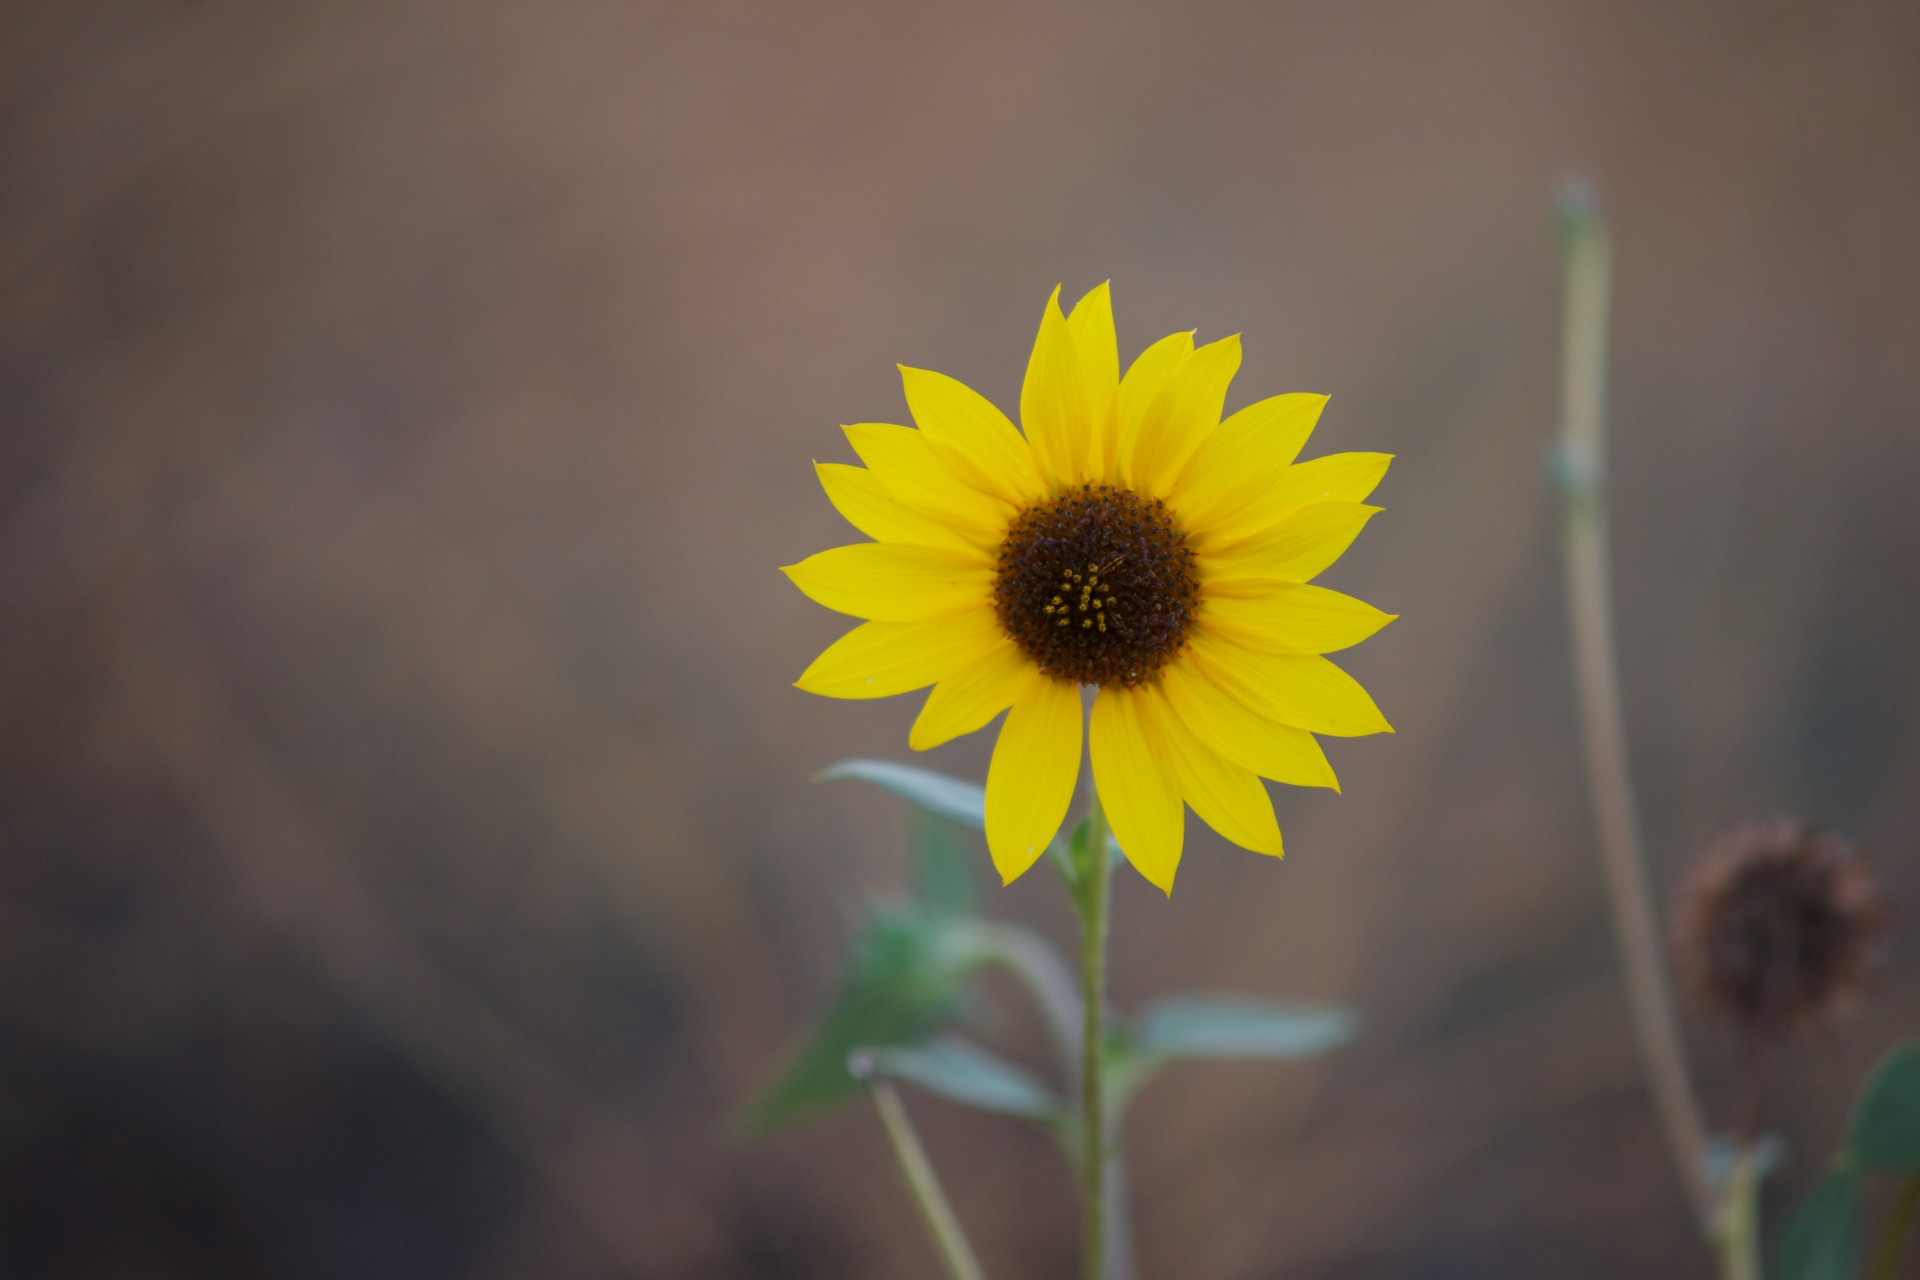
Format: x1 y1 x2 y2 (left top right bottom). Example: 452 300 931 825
992 484 1199 688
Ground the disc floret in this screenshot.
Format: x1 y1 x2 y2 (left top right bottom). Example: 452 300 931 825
993 484 1199 688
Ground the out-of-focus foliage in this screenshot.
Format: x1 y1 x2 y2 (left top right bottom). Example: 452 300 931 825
744 763 1357 1147
857 1039 1063 1126
1848 1039 1920 1173
736 903 972 1135
1133 997 1356 1064
818 761 989 836
1773 1038 1920 1280
1775 1170 1861 1280
738 806 989 1134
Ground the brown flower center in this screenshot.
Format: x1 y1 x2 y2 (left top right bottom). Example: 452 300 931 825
992 484 1199 688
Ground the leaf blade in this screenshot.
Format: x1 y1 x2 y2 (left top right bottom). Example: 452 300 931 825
1772 1169 1860 1280
1135 997 1357 1063
818 759 986 830
1849 1038 1920 1172
858 1037 1064 1125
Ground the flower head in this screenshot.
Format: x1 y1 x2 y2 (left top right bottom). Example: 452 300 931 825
784 285 1396 891
1673 820 1887 1037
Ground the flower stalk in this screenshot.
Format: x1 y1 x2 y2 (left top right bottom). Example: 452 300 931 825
1077 793 1114 1280
854 1057 990 1280
1710 1145 1762 1280
1553 180 1715 1232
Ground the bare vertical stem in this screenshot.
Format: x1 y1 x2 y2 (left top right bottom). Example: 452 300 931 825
1712 1145 1762 1280
1079 796 1114 1280
855 1062 990 1280
1554 180 1715 1231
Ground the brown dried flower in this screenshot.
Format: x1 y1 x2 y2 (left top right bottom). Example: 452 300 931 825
1673 820 1887 1039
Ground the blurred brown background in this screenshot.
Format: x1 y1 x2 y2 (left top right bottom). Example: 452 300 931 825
4 2 1918 1276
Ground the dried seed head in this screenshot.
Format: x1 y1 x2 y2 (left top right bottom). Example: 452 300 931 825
1673 820 1887 1038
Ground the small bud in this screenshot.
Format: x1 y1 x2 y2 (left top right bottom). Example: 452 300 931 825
1672 820 1887 1038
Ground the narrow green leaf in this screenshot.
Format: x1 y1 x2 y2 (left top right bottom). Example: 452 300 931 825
1849 1038 1920 1173
817 759 985 830
859 1037 1065 1125
1773 1169 1860 1280
1135 997 1357 1063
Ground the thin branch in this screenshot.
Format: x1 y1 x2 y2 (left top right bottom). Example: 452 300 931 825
853 1062 990 1280
1554 179 1715 1231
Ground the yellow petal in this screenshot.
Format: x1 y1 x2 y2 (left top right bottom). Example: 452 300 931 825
1172 393 1326 533
1136 684 1283 858
782 542 993 622
1200 502 1381 594
1128 334 1241 497
1020 287 1094 488
1189 631 1393 737
843 422 1014 545
1089 685 1183 893
984 675 1084 883
1066 282 1120 478
1115 330 1195 483
1205 452 1393 548
814 462 982 553
796 612 1005 699
909 640 1031 750
1201 583 1397 654
1157 657 1339 790
898 366 1044 507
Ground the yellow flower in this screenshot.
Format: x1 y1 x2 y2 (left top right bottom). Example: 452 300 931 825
785 285 1395 892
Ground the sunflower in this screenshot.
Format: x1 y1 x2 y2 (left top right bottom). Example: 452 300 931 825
784 284 1395 892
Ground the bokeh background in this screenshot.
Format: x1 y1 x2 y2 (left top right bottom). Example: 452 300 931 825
5 2 1918 1276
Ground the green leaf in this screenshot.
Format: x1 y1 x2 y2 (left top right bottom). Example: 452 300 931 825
911 812 977 920
1848 1038 1920 1172
1057 816 1093 896
1106 997 1357 1112
1053 817 1126 898
737 910 977 1136
1135 997 1357 1064
1773 1168 1860 1280
818 759 985 830
857 1037 1064 1125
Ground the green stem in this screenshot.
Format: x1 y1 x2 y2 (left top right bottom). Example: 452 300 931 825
1868 1175 1920 1280
958 915 1134 1279
1079 795 1113 1280
1554 181 1715 1232
1711 1145 1762 1280
857 1065 989 1280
